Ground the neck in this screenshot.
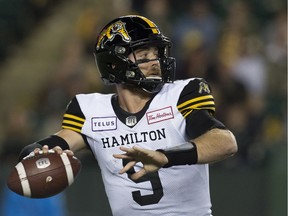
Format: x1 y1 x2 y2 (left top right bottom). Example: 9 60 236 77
116 84 153 113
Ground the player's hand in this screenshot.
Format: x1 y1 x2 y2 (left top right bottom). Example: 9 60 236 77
113 145 168 180
24 145 74 159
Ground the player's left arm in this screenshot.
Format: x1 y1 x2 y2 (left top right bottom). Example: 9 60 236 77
162 78 237 166
192 127 237 164
114 127 237 180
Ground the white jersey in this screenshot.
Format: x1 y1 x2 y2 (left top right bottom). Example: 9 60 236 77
62 78 216 216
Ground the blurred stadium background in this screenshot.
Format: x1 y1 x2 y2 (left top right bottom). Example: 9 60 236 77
0 0 286 215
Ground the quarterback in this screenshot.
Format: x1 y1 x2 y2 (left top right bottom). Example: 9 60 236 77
18 15 238 215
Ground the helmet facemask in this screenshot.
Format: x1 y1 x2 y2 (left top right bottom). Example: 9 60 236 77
121 39 175 93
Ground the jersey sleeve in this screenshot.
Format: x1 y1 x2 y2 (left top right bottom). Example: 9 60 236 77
62 96 86 133
177 78 223 139
177 78 215 117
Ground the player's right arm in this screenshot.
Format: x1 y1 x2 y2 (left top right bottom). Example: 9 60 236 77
57 95 88 152
18 129 86 161
19 96 87 160
55 129 86 152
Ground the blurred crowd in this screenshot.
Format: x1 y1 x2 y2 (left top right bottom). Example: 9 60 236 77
0 0 287 168
0 0 66 60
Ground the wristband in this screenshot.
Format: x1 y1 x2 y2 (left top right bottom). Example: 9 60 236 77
37 135 70 150
157 142 198 168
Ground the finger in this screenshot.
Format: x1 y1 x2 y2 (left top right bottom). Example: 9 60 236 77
63 150 74 156
130 168 147 181
33 148 41 154
53 146 63 154
119 146 137 154
113 153 134 160
132 145 150 155
119 160 137 174
42 145 49 154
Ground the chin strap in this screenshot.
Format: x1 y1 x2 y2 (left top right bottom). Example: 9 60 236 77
140 81 164 93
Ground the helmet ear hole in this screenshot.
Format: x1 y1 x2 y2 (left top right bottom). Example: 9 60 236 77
108 74 116 82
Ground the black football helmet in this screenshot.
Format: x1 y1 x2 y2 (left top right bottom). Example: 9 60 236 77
94 15 176 93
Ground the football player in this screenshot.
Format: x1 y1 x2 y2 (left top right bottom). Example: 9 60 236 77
19 15 237 216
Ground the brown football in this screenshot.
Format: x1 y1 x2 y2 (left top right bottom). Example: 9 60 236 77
7 152 81 198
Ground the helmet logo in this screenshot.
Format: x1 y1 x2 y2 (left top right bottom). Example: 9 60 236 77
97 21 131 50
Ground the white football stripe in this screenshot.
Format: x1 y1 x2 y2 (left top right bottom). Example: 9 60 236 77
60 154 74 185
15 162 31 197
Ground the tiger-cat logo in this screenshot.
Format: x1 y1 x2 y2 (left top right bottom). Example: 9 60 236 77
96 21 131 50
